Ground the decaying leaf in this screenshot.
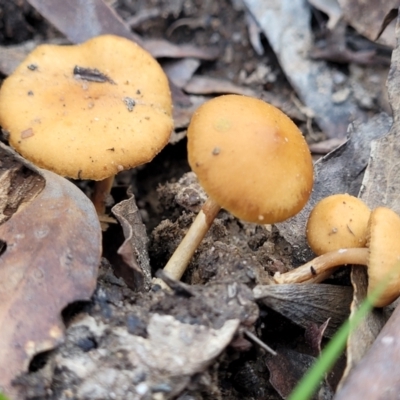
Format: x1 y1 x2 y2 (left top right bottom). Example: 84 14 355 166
337 0 398 47
0 146 44 225
335 297 400 399
304 319 330 357
184 75 258 97
0 144 101 398
111 193 152 292
253 284 352 338
266 347 333 399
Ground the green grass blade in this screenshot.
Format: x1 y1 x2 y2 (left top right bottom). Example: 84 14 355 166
288 267 395 400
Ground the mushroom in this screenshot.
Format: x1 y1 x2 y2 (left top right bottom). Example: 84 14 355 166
274 207 400 307
306 193 371 256
0 35 173 214
157 94 314 285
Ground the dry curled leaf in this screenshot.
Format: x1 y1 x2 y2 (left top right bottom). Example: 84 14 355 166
0 144 101 399
111 193 151 292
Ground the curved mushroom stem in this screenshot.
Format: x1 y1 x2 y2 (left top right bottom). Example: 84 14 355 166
273 247 369 284
91 175 115 215
153 197 221 288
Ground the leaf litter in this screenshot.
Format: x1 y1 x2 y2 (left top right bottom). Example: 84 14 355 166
0 144 101 398
0 0 399 398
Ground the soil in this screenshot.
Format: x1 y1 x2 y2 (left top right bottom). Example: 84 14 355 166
0 0 391 399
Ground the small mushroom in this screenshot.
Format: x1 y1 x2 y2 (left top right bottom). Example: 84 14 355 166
0 35 173 214
157 94 314 285
306 194 371 256
274 207 400 307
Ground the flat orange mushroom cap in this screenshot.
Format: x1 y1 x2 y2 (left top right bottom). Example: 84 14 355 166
187 95 314 224
0 35 173 180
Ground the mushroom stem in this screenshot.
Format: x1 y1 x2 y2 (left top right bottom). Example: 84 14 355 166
274 248 369 284
91 175 115 215
155 197 221 286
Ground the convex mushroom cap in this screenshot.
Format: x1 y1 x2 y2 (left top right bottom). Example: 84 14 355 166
187 94 314 224
156 95 314 287
0 34 173 180
307 194 371 256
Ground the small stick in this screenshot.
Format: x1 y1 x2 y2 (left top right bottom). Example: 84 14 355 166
244 329 277 356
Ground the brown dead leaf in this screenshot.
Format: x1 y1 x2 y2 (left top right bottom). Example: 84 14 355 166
144 39 219 60
266 347 333 399
0 147 44 225
0 144 101 398
338 0 398 47
111 193 151 292
304 319 330 357
253 284 352 338
184 75 258 97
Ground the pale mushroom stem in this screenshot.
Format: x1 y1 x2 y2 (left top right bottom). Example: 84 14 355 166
91 175 115 215
153 197 221 288
273 247 369 284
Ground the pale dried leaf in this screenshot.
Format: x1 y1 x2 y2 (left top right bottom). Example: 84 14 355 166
243 0 367 138
53 314 239 399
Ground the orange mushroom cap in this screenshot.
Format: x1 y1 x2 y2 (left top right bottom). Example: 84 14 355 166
187 95 314 224
0 35 173 180
306 194 371 256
